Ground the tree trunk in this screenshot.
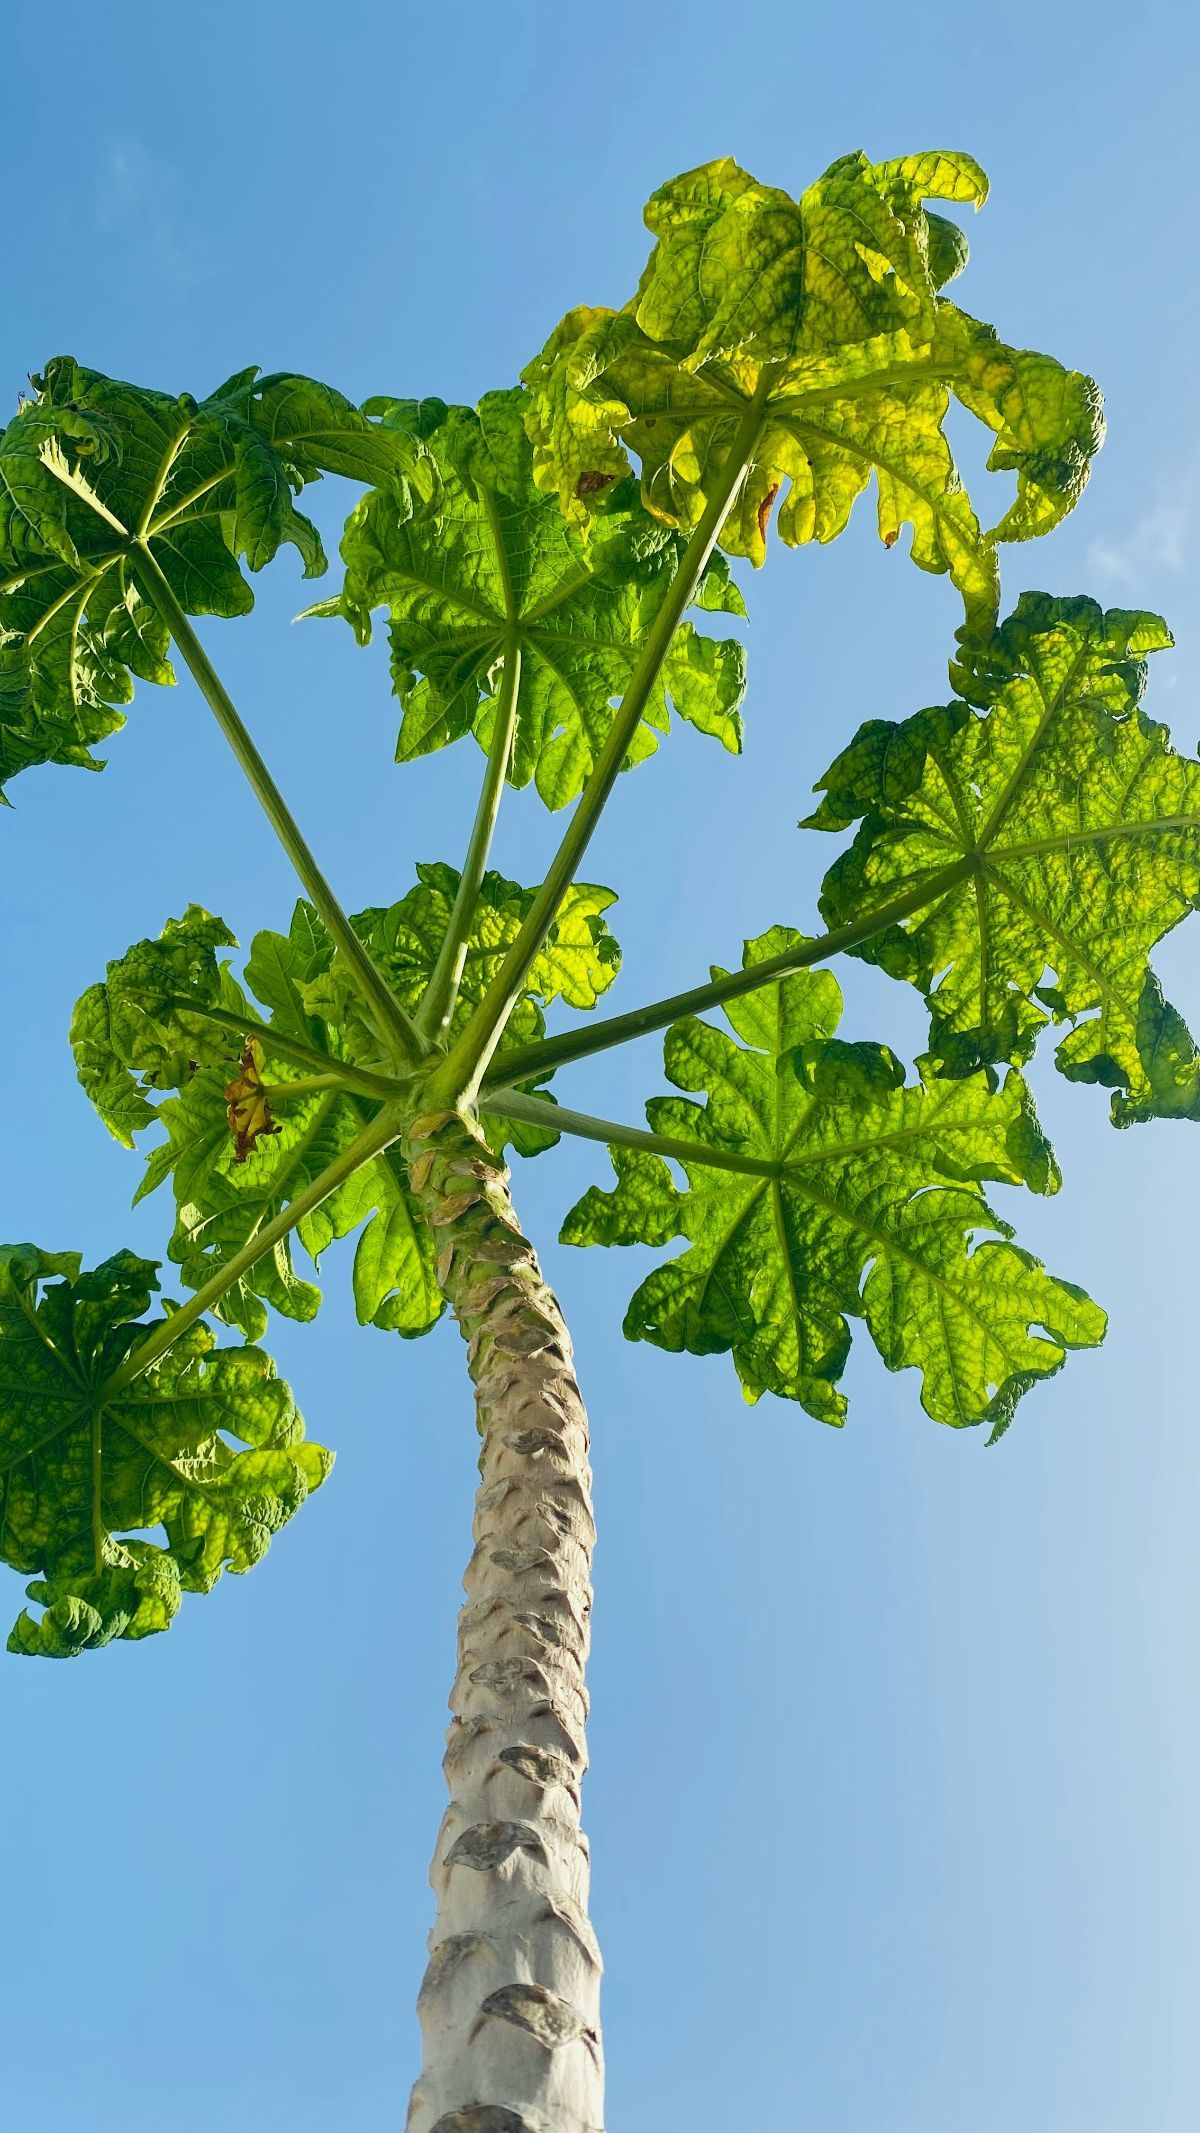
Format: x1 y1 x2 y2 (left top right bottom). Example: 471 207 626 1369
403 1108 604 2133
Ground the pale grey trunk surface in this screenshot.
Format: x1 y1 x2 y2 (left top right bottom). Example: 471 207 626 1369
405 1110 603 2133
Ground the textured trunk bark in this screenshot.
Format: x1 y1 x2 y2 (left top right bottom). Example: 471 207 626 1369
403 1108 603 2133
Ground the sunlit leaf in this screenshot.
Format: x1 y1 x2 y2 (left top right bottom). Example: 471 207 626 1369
523 153 1102 635
0 356 424 795
73 868 621 1334
563 930 1104 1433
317 387 746 810
70 903 239 1147
806 594 1197 1123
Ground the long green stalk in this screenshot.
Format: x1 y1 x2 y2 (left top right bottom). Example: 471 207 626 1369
487 853 977 1088
485 1086 782 1182
260 1074 351 1101
419 641 522 1040
134 543 426 1068
163 995 402 1101
436 383 772 1101
102 1103 404 1394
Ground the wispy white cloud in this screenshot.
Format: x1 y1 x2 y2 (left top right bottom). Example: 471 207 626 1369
1087 496 1191 590
95 137 206 295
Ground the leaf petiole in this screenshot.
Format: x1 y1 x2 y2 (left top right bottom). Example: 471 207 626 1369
132 541 428 1069
100 1102 406 1395
259 1075 351 1101
418 640 522 1040
487 854 977 1087
161 996 403 1101
436 378 773 1101
484 1086 782 1183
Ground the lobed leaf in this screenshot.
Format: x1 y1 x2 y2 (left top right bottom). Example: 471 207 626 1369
806 594 1198 1123
356 858 621 1031
562 930 1104 1432
79 902 438 1341
522 153 1102 636
70 903 240 1146
0 356 424 796
317 387 746 810
73 869 621 1334
0 1245 328 1657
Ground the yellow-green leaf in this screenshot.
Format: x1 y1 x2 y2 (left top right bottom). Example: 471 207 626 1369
72 869 621 1336
807 594 1196 1123
320 387 746 810
522 153 1101 636
562 931 1104 1433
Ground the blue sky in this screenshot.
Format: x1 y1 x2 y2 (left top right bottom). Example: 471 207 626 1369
3 5 1198 2127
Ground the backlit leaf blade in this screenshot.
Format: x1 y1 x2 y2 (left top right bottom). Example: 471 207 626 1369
522 153 1102 635
72 868 621 1334
357 860 621 1029
806 594 1198 1123
69 903 240 1147
0 355 423 795
102 902 442 1343
562 930 1104 1431
321 386 746 810
0 1245 328 1658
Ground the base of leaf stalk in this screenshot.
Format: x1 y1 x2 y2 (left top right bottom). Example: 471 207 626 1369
401 1106 604 2133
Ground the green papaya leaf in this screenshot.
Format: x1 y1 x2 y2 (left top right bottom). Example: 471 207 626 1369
562 930 1104 1434
316 387 746 810
522 153 1102 637
355 858 621 1039
144 1059 421 1340
73 868 621 1335
70 904 240 1146
0 1245 328 1658
806 594 1198 1124
76 903 440 1342
0 356 425 795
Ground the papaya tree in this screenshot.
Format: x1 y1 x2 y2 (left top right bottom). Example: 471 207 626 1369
2 149 1192 2133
